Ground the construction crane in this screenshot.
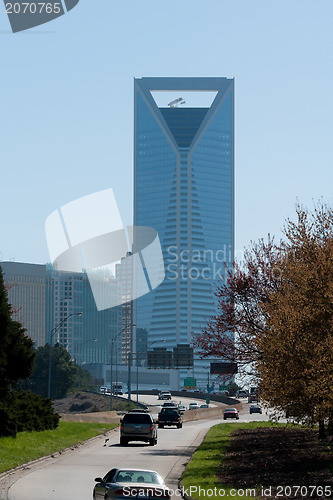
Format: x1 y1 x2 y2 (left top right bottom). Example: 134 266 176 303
168 97 186 108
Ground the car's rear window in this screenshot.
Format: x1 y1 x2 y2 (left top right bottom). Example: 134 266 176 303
161 409 178 416
123 413 151 423
116 471 163 484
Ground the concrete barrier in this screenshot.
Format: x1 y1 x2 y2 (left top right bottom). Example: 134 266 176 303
182 403 242 422
60 411 122 424
59 402 242 424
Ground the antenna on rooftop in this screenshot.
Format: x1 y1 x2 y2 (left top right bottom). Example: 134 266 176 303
168 97 186 108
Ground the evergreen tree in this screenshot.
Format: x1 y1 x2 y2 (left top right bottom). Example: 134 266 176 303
0 267 35 398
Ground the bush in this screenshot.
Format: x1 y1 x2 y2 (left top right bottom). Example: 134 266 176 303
0 404 17 437
0 390 60 437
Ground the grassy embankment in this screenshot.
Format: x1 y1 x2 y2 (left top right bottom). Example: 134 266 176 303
0 421 117 474
181 421 333 500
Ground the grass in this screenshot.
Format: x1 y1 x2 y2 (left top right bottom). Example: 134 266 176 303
180 421 333 500
181 421 277 500
0 421 118 474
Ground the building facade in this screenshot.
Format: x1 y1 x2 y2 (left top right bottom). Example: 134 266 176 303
134 77 235 389
1 261 122 367
47 267 122 366
1 261 47 347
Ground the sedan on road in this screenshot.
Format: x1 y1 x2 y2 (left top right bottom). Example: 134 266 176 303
223 408 239 420
93 468 170 500
249 405 262 414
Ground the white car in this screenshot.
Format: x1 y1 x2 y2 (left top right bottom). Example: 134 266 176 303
158 391 172 400
188 402 200 410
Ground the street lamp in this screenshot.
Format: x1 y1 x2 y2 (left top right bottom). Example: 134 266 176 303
136 340 166 406
72 337 98 362
127 324 136 401
47 312 83 399
72 338 97 389
110 323 136 410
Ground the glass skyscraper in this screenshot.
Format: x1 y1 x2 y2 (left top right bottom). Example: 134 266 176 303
134 77 234 389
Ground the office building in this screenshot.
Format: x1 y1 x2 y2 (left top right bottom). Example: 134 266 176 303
134 77 234 389
1 261 47 347
47 267 122 366
1 261 122 367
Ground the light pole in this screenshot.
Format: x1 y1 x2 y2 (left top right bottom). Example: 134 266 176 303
72 337 97 363
47 312 83 399
136 340 166 407
110 324 135 410
72 337 97 389
127 324 136 401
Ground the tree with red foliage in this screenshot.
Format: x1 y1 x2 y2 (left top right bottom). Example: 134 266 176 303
194 236 283 380
195 202 333 435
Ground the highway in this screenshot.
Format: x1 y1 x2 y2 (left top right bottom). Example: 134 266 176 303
1 395 271 500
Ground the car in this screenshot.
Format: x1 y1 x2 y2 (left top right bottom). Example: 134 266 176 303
236 390 249 398
223 408 239 420
249 405 262 414
249 404 262 414
158 407 183 428
161 401 177 408
178 404 187 412
200 404 209 408
188 402 200 410
120 410 157 446
126 408 149 413
157 391 172 400
93 468 170 500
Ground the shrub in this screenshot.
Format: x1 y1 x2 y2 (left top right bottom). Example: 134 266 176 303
0 404 17 437
0 390 60 437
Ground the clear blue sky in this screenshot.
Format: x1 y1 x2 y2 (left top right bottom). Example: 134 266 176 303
1 0 333 265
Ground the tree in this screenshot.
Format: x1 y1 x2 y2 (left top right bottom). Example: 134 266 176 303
194 236 282 380
26 343 93 399
0 267 35 398
195 202 333 435
257 204 333 434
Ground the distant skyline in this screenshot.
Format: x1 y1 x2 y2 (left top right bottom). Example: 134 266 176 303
1 1 333 267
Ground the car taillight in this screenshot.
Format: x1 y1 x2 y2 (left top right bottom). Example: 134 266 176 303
150 425 154 430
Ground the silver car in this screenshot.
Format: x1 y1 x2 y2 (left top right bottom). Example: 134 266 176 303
93 468 170 500
120 410 157 446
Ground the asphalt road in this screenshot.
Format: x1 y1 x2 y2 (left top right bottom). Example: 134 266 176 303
1 395 270 500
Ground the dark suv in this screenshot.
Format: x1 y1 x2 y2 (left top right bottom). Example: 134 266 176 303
120 410 157 446
158 407 183 428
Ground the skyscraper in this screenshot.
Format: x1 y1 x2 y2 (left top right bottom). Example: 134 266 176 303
134 77 234 389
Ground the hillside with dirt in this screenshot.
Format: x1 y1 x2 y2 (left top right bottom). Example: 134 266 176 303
52 392 135 414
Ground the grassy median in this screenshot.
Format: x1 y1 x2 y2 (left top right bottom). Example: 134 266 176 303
181 421 333 500
0 421 117 474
